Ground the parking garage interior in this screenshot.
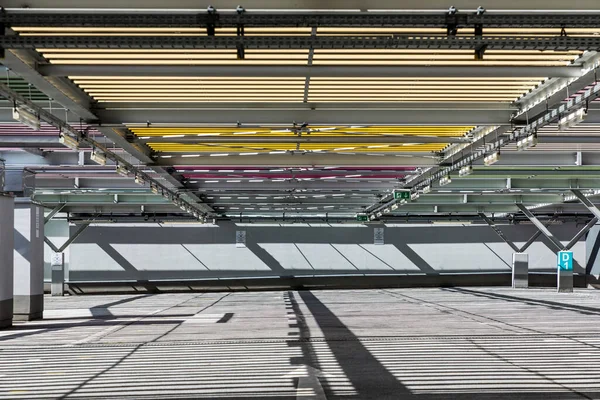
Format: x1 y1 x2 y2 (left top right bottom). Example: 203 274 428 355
3 1 600 398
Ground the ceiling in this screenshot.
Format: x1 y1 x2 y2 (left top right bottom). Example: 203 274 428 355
1 7 600 223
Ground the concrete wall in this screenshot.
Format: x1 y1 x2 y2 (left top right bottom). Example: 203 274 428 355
67 222 589 282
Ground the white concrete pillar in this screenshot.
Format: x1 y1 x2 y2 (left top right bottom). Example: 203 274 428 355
13 202 44 321
0 195 14 328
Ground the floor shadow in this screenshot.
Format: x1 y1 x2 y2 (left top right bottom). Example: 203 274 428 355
89 294 153 318
296 290 412 399
448 287 600 317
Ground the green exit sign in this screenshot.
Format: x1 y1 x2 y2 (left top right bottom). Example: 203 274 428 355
356 214 369 222
393 190 410 200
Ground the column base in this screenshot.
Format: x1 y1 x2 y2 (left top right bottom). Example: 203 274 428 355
0 298 14 329
558 270 574 293
13 294 44 321
51 265 65 297
512 253 529 289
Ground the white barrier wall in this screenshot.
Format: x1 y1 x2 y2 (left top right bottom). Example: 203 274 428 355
67 222 588 282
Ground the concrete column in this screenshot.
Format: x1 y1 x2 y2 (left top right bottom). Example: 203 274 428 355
512 253 528 288
0 195 15 328
13 202 44 321
51 253 65 296
557 251 574 293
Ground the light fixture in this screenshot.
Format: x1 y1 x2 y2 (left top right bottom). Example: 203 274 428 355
116 165 130 177
400 199 408 205
517 135 538 151
58 134 79 151
439 175 452 186
383 208 390 214
134 174 146 186
558 108 587 131
369 214 377 220
90 150 107 165
410 192 420 201
150 184 160 195
422 185 432 194
484 151 500 166
376 212 383 218
13 107 40 131
459 165 473 177
391 203 399 210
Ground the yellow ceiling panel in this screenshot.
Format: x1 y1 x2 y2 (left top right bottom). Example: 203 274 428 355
146 143 448 153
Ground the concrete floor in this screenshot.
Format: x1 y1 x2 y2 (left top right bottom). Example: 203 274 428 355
1 288 600 399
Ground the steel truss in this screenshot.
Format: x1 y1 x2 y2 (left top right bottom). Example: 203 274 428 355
3 12 600 28
2 35 600 50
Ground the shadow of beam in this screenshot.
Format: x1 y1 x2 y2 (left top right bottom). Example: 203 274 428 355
298 290 412 399
448 287 600 316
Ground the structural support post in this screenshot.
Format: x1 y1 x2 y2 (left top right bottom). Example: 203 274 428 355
0 195 15 328
478 213 520 252
516 204 565 252
13 200 44 321
571 190 600 220
512 253 529 289
557 251 574 293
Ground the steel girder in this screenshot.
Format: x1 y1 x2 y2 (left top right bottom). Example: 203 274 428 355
32 177 600 193
3 35 600 51
4 11 600 28
138 135 470 145
155 153 439 167
41 65 583 79
2 0 600 10
2 51 97 121
92 108 512 126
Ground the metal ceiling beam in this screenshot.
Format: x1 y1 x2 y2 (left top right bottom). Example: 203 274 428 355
93 127 214 213
94 126 153 164
3 0 600 10
94 102 516 111
41 64 582 78
3 35 599 51
2 51 97 121
514 56 600 122
156 154 439 167
433 178 600 191
5 11 600 28
0 81 214 218
94 109 511 125
370 94 600 215
139 135 469 144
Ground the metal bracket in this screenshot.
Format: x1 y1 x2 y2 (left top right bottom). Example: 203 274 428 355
236 13 245 59
474 44 487 60
205 8 218 36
